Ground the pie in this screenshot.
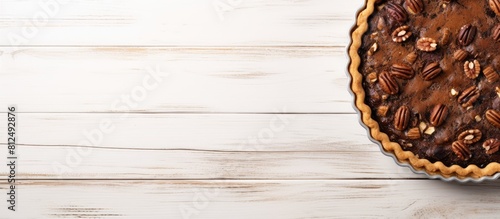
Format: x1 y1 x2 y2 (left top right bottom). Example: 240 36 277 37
348 0 500 179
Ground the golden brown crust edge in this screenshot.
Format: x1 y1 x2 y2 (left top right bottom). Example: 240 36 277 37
347 0 500 179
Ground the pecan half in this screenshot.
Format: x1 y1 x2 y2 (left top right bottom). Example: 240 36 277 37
421 62 442 80
452 141 472 160
416 37 438 52
457 86 479 108
483 139 500 155
405 0 423 14
394 105 410 131
430 104 448 127
486 109 500 129
390 63 414 79
407 127 421 139
391 26 412 43
489 0 500 17
458 129 482 144
484 66 500 82
453 49 468 62
378 71 399 95
463 60 481 79
493 25 500 41
457 24 477 46
386 2 408 23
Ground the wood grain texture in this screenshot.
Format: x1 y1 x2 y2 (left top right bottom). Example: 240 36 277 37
2 113 371 151
2 180 500 218
0 147 420 179
0 0 356 46
0 46 353 113
5 0 497 218
0 113 419 179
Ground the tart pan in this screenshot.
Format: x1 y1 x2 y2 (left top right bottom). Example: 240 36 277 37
346 0 500 182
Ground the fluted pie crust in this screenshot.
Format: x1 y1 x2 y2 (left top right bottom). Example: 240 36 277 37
347 0 500 179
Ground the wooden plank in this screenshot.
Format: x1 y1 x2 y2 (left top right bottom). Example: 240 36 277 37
3 113 370 152
0 0 359 46
0 147 419 179
1 179 498 218
0 46 353 113
0 113 421 179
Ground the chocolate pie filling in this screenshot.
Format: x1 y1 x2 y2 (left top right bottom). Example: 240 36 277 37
359 0 500 167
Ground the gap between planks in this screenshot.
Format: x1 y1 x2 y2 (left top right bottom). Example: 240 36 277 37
0 143 360 153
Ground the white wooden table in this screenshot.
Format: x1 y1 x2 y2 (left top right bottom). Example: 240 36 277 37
1 0 499 218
